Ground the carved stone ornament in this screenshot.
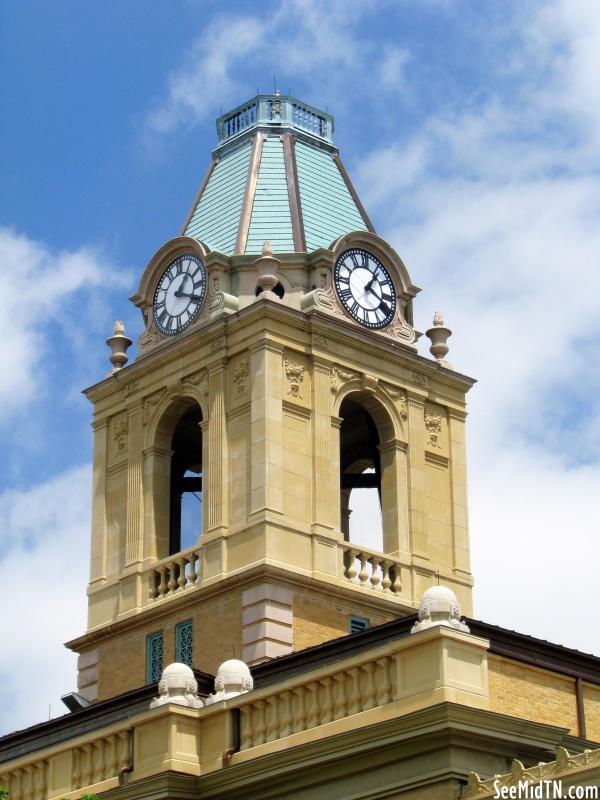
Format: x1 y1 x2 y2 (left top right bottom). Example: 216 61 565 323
424 412 442 448
411 585 469 634
331 366 359 395
232 359 250 399
142 389 166 425
284 359 305 400
389 310 416 344
125 379 140 397
205 659 253 705
383 384 407 419
112 418 129 452
107 321 132 373
412 371 428 387
138 317 162 352
150 663 203 710
183 369 209 396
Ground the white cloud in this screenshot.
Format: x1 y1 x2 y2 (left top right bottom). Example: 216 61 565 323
0 227 127 423
0 465 90 736
351 0 600 653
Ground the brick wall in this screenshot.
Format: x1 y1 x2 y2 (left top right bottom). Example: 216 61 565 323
488 654 578 734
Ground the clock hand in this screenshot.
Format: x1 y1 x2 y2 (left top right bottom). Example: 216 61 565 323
174 290 204 301
364 277 375 292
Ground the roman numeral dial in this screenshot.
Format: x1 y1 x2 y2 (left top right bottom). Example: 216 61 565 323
152 253 207 336
333 248 397 329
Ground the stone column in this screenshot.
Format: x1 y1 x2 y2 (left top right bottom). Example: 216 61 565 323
90 418 109 582
125 401 144 565
250 340 284 517
379 438 410 558
206 359 228 535
311 358 334 534
406 391 428 557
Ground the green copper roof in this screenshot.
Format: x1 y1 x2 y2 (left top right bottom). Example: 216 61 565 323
182 93 372 255
185 139 251 253
295 141 368 251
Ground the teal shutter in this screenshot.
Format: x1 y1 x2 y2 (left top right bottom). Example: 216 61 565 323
349 616 369 634
146 631 164 683
176 620 193 667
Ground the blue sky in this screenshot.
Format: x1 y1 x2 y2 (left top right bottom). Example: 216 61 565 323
1 0 600 734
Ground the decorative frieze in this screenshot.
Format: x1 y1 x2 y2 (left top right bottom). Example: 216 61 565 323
330 366 359 395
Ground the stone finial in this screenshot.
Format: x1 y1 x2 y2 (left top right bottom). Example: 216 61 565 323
425 312 452 368
411 585 469 634
106 321 132 374
150 663 204 709
204 659 253 705
254 243 281 301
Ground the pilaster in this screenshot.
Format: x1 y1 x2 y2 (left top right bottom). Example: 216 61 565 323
448 409 471 578
406 391 428 557
250 340 284 518
207 359 228 535
311 358 334 535
125 402 144 565
90 418 109 583
379 438 410 559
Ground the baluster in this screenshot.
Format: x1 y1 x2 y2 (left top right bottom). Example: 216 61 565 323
187 552 198 586
391 567 402 594
376 657 392 706
381 561 392 593
240 706 253 750
307 682 320 728
106 734 118 776
361 662 377 710
177 557 187 589
320 677 334 724
333 672 348 720
117 730 131 771
72 747 81 789
11 769 23 800
93 738 105 783
156 566 168 598
348 667 362 715
358 553 369 585
344 548 358 581
33 761 47 800
293 686 307 733
254 700 267 745
279 691 292 738
80 743 93 787
266 696 279 742
167 562 177 593
23 765 33 798
369 557 382 589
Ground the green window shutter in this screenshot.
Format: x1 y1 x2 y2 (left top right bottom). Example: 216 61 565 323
349 616 369 634
146 631 163 683
176 619 193 667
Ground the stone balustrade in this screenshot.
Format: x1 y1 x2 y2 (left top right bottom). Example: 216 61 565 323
0 728 132 800
239 649 397 750
149 543 203 600
341 543 403 594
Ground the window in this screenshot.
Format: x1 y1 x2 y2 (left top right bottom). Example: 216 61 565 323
176 619 193 667
349 615 370 634
170 407 203 553
146 631 164 683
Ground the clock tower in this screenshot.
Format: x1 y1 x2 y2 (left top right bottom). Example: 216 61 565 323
68 92 474 705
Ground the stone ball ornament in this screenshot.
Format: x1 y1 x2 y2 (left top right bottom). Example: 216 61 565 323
205 658 254 705
150 662 204 709
411 585 470 634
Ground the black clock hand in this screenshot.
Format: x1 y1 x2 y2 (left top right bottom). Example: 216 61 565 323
174 290 203 301
364 277 375 292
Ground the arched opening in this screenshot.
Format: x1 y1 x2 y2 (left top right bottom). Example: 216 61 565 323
170 406 203 553
339 396 384 551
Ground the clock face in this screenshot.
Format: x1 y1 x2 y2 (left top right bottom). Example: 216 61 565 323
333 248 396 329
153 254 207 336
